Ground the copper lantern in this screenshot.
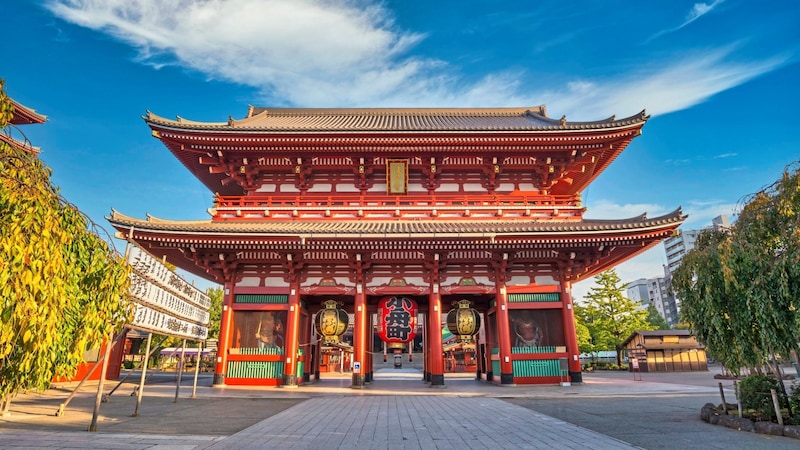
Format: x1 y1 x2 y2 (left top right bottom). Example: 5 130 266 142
446 299 481 343
314 300 349 344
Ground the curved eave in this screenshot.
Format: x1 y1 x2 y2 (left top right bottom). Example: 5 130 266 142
0 133 41 155
10 98 47 125
107 208 684 241
143 108 648 133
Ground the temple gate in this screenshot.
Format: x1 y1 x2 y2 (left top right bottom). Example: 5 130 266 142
109 106 684 388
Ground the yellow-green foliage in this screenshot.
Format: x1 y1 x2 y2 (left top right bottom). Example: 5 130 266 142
0 80 131 400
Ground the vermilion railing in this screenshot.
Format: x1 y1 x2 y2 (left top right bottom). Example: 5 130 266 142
211 193 583 221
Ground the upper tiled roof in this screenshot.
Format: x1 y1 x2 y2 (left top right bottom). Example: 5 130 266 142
9 98 47 125
108 208 683 237
145 106 648 133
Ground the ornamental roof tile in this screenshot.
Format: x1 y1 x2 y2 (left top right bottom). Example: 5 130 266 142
108 208 684 237
144 106 648 133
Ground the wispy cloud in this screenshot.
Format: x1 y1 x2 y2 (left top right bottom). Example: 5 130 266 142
713 152 737 159
45 0 786 118
646 0 726 43
583 199 667 220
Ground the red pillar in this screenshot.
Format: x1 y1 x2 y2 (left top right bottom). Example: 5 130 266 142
365 311 374 383
562 281 583 382
428 290 445 387
283 282 301 387
495 282 514 385
422 312 430 381
213 281 235 386
352 285 368 388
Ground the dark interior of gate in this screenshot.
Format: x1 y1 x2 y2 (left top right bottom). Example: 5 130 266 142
222 289 576 388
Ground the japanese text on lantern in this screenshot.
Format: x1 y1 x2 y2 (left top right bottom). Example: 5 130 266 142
377 296 417 343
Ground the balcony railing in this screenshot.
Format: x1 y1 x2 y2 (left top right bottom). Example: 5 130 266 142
211 193 584 221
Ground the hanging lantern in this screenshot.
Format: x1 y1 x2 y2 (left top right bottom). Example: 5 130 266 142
314 300 349 345
377 296 418 344
446 299 481 343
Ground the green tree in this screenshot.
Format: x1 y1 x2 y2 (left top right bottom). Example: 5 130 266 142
673 161 800 376
206 286 223 340
575 269 653 365
646 304 670 330
575 321 594 355
0 81 131 408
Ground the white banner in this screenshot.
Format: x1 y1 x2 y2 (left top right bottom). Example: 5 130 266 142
129 303 208 340
128 272 210 325
126 246 211 310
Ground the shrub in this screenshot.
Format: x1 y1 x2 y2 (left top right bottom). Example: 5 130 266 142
789 382 800 424
738 375 783 421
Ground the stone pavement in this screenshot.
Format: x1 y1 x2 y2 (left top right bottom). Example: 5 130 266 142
1 366 799 449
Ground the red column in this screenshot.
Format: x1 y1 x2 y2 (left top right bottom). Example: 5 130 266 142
495 282 514 384
213 281 235 386
562 281 583 382
428 290 445 387
352 284 368 388
422 311 430 381
366 311 374 383
282 282 301 387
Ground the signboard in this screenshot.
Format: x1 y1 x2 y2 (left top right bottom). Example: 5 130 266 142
631 357 640 369
376 296 417 343
125 245 211 340
353 361 361 374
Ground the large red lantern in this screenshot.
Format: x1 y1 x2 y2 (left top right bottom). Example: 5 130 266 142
376 296 417 344
314 300 349 344
446 299 481 343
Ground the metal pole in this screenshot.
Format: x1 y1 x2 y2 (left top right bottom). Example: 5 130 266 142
191 341 203 398
88 332 115 432
132 333 152 417
174 339 186 403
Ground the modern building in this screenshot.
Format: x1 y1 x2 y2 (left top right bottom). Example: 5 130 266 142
661 215 731 325
664 214 730 276
109 105 684 387
626 275 678 327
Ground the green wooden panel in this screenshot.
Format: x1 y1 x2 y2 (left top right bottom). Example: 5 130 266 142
228 361 284 378
507 293 560 303
512 359 562 377
234 294 288 304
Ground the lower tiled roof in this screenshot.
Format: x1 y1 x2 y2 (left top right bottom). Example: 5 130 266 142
108 208 684 237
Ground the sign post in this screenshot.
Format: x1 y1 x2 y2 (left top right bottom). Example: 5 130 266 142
631 357 642 381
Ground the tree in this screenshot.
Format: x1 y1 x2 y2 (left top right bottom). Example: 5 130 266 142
0 81 131 408
206 286 223 340
646 304 670 330
673 161 800 376
575 269 653 365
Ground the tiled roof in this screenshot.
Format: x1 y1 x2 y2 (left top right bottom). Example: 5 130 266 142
108 208 683 237
9 98 47 125
144 106 648 133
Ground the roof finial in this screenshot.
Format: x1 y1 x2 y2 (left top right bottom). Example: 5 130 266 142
560 115 566 126
228 116 235 126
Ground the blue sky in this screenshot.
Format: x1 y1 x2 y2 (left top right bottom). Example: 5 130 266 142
3 1 799 300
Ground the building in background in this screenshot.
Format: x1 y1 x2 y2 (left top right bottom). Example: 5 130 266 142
638 215 732 327
626 275 678 327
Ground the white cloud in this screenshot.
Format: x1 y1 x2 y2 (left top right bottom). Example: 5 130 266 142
545 47 787 119
45 0 786 116
646 0 726 43
572 246 666 304
583 199 667 220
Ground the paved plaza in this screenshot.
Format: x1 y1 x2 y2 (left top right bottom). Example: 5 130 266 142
2 366 799 449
